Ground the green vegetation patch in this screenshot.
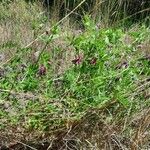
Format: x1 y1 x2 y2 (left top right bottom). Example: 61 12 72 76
0 17 150 133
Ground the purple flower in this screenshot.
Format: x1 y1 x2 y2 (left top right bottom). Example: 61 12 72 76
72 55 82 65
38 64 46 76
90 57 97 65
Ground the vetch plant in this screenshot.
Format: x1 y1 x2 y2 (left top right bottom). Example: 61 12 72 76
60 16 148 109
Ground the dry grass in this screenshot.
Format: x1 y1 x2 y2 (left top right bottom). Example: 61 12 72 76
0 0 44 46
1 106 150 149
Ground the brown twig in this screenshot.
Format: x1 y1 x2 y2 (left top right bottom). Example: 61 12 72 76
15 140 38 150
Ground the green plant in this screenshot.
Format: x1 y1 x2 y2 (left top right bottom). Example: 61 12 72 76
59 16 150 110
0 1 150 148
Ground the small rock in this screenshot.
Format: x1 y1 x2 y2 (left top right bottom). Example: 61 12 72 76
0 53 5 62
34 51 40 62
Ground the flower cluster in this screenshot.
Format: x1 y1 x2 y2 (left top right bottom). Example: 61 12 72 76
72 55 97 66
